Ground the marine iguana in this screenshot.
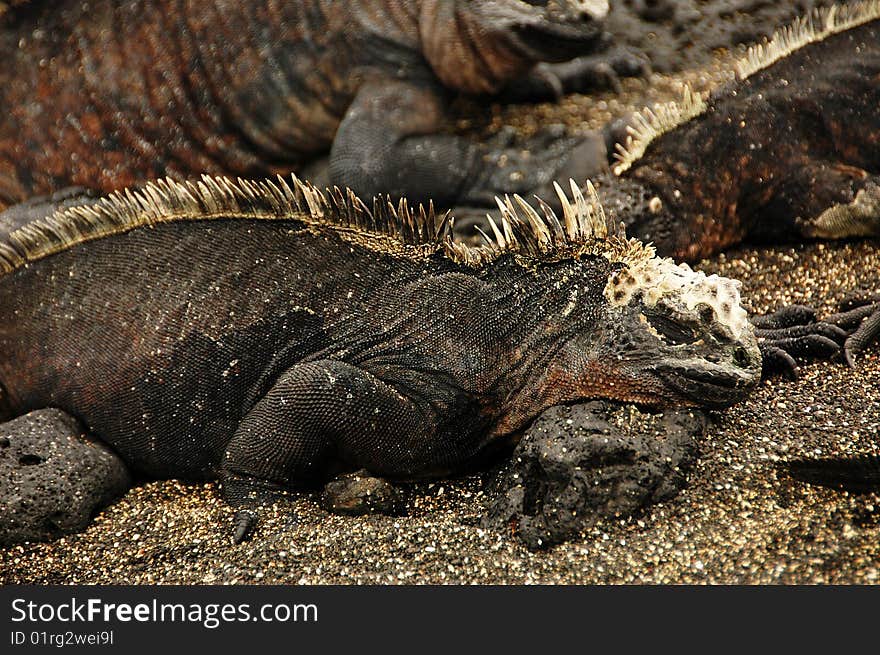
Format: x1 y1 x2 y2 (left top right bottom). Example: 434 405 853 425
593 1 880 369
0 174 763 541
607 1 880 261
0 0 618 214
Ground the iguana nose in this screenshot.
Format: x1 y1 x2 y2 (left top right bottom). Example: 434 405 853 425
733 346 751 369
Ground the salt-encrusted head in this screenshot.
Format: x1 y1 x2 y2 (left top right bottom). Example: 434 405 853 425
464 179 762 410
605 257 750 341
599 252 760 408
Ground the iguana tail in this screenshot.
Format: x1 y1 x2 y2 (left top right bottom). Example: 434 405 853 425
786 454 880 493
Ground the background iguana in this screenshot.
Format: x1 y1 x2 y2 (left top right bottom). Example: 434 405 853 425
0 0 622 217
576 2 880 370
604 2 880 262
0 175 762 542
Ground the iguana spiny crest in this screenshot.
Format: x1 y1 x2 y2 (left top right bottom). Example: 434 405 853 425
612 0 880 176
0 173 760 410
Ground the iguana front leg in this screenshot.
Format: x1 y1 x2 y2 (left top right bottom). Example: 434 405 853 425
498 51 651 102
220 359 475 542
328 80 604 209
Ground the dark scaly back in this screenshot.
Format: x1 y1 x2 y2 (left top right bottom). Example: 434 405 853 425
0 0 608 209
609 2 880 260
0 175 648 479
0 0 420 207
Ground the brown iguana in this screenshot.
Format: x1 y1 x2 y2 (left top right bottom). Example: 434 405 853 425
605 1 880 261
587 2 880 371
0 175 762 542
0 0 622 216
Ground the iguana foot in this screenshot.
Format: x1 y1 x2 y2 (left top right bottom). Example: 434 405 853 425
544 51 652 96
754 295 880 377
453 128 607 240
321 469 404 516
463 125 608 207
501 52 650 102
221 471 290 544
824 292 880 368
752 305 845 380
233 509 259 544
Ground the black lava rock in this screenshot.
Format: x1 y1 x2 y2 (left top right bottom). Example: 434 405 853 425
483 401 707 549
0 409 131 545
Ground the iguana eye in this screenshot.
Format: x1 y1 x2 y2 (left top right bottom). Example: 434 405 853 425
643 308 698 345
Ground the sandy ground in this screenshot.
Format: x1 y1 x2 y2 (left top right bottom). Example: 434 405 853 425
1 1 878 584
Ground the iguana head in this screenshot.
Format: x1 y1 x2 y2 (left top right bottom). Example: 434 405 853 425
457 182 761 419
496 250 761 415
488 0 610 61
595 253 761 409
421 0 608 93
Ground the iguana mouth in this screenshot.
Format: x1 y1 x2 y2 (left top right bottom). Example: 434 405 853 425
654 359 760 409
513 21 601 59
510 21 604 61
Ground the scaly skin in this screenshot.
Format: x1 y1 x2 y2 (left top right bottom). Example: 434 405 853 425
0 176 761 538
608 15 880 262
0 0 609 210
589 11 880 372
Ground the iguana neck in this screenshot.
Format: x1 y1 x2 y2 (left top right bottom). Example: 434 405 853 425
419 0 534 94
473 257 614 428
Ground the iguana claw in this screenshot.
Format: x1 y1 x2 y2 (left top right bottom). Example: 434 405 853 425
844 307 880 368
758 344 798 381
824 294 880 368
233 509 258 544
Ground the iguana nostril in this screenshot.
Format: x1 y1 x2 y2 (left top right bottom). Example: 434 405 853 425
733 347 750 368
